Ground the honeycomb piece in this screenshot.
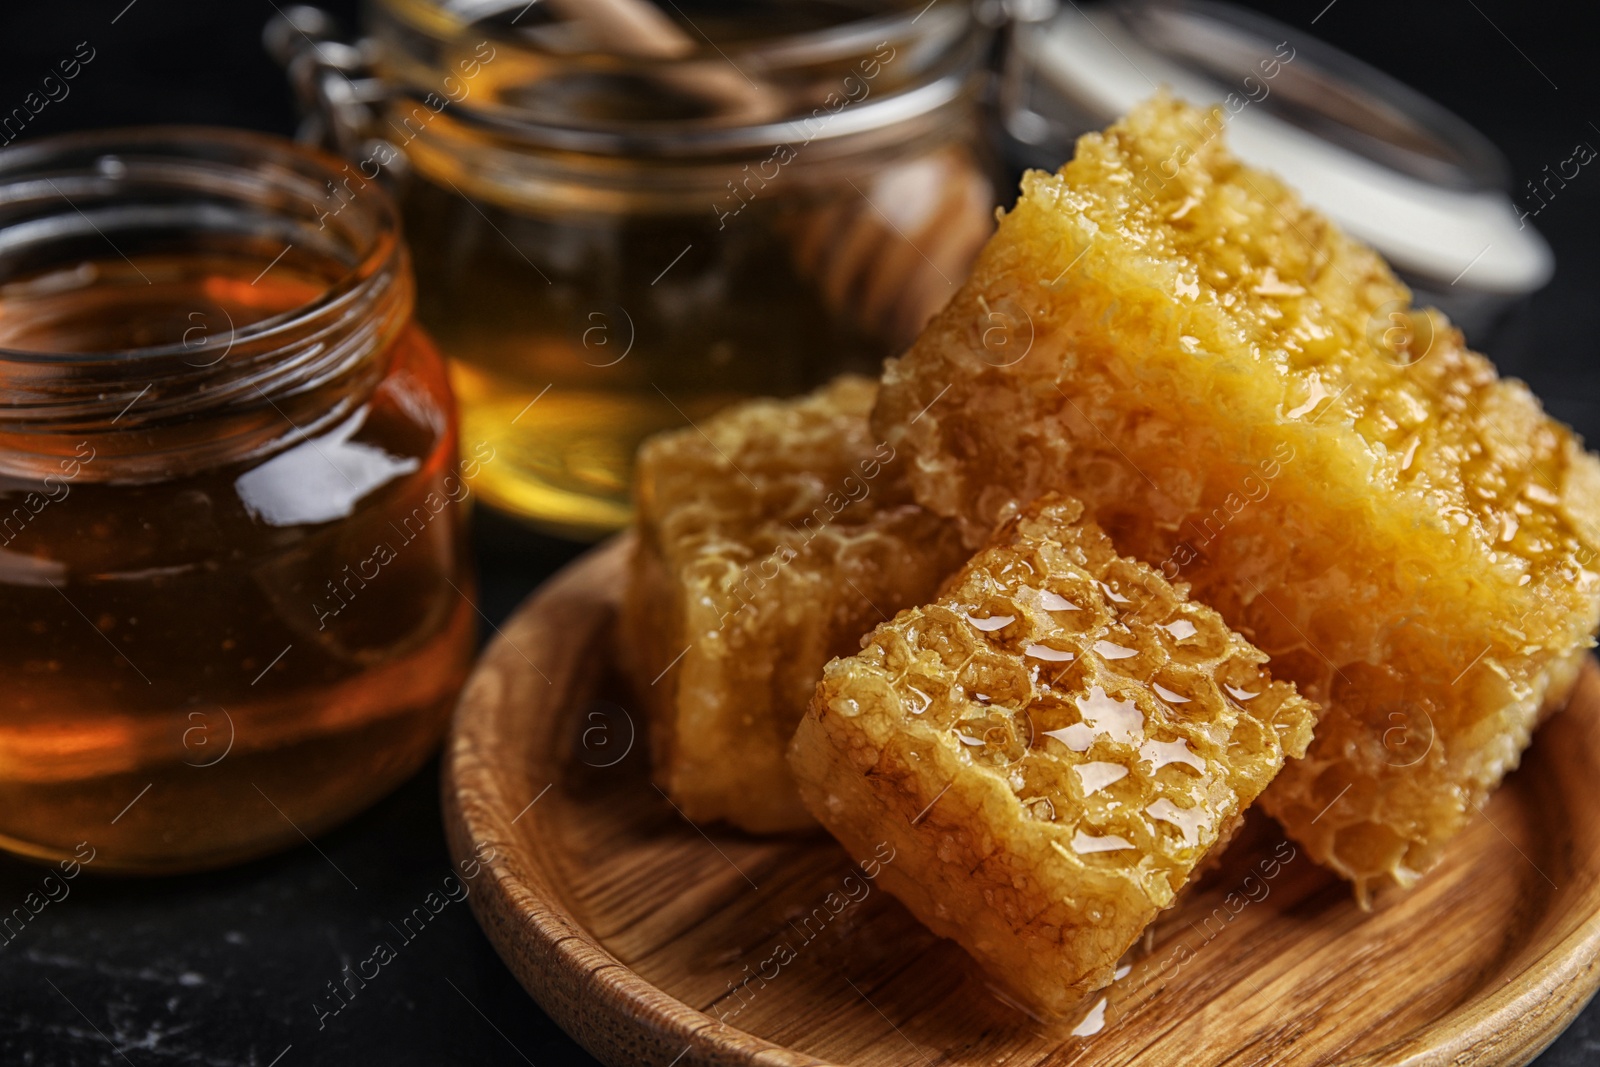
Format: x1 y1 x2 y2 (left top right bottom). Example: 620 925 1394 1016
624 376 969 832
787 494 1316 1014
872 94 1600 898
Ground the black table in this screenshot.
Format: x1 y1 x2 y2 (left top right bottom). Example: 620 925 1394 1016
3 2 1599 1063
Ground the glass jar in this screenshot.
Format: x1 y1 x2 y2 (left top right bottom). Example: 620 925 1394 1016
0 128 475 873
275 0 996 537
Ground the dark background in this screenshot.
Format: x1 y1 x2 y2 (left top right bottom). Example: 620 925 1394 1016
1 1 1597 1064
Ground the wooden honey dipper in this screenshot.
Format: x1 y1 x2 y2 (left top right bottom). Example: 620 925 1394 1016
542 0 994 349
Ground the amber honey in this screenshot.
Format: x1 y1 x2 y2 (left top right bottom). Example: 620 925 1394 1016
401 153 884 537
350 0 993 537
0 129 475 872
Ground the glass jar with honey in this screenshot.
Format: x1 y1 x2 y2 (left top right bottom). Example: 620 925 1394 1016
0 128 475 873
274 0 996 537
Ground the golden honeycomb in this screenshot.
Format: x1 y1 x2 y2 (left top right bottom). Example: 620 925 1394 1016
872 94 1600 899
787 494 1317 1014
623 376 969 832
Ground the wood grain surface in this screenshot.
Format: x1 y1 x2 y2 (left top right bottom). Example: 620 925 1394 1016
443 535 1600 1067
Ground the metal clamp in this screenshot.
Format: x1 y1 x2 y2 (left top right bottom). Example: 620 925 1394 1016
263 6 387 159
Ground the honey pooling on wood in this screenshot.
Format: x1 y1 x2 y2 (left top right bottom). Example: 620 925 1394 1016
873 95 1600 899
787 494 1316 1015
623 377 968 832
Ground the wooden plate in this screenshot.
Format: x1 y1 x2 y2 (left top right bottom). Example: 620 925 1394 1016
443 535 1600 1067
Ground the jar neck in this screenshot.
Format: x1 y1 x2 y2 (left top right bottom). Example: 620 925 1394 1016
276 0 990 204
0 128 410 482
365 0 982 152
396 79 983 214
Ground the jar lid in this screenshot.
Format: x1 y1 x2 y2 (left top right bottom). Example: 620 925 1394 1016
1001 0 1552 309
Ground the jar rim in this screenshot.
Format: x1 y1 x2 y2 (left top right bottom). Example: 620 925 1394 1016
0 125 401 366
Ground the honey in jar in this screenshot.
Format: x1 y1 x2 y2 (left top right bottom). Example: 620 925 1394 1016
278 0 996 537
0 129 475 873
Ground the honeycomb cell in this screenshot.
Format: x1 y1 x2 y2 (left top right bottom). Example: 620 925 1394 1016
787 493 1316 1014
623 377 969 832
872 94 1600 899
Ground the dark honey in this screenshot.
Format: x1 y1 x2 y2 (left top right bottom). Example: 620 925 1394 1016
0 132 476 873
